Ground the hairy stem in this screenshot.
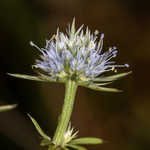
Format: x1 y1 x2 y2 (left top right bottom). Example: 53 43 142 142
53 79 78 146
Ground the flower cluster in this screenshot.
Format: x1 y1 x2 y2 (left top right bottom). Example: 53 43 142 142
30 19 129 83
10 19 130 92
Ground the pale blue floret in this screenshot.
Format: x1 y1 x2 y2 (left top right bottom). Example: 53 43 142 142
30 25 129 81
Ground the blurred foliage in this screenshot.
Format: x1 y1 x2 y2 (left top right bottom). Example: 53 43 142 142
0 0 149 150
0 104 17 112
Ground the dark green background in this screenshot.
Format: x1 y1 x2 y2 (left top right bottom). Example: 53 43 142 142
0 0 148 150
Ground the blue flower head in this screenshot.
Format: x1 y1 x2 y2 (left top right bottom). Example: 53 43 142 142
30 19 129 83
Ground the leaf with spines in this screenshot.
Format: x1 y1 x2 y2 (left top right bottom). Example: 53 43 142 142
70 137 103 145
28 114 51 141
0 104 17 112
93 71 132 82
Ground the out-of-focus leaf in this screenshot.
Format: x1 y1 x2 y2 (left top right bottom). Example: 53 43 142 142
0 104 17 112
70 137 103 145
67 144 87 150
93 71 132 82
28 114 51 140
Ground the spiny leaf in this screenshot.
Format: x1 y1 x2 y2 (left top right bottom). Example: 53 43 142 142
67 144 87 150
0 104 17 112
28 114 51 140
93 71 132 82
70 137 103 145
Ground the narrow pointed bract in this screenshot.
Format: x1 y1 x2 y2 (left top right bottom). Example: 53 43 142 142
28 114 51 141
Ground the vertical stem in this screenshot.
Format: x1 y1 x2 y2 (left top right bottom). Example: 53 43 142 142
53 79 78 146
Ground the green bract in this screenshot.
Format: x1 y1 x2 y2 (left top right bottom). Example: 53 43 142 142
8 71 131 92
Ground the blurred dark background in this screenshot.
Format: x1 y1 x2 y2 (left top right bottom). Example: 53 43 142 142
0 0 149 150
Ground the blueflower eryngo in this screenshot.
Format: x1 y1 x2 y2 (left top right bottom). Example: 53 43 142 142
9 19 131 150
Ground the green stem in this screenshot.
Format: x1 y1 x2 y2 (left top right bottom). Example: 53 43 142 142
53 79 78 146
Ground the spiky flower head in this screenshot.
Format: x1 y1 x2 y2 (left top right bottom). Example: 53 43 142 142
30 19 129 83
10 19 130 92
